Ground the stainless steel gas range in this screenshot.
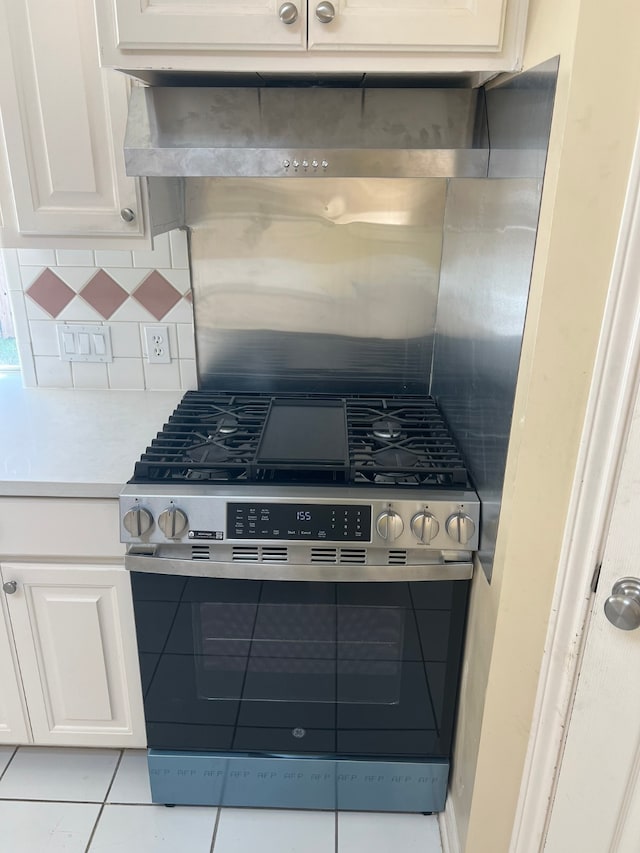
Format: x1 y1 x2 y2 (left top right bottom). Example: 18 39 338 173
120 391 479 812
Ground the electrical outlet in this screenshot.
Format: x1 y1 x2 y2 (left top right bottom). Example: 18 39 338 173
144 324 171 364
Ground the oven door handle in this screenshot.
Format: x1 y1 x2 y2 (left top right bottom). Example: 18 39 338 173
123 551 473 582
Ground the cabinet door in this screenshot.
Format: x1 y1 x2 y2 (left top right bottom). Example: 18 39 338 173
1 564 146 748
0 594 30 745
308 0 509 52
0 0 146 241
110 0 306 51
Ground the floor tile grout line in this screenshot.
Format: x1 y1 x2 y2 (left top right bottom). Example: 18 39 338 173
0 747 17 784
209 806 222 853
335 809 339 853
103 749 125 803
83 801 106 853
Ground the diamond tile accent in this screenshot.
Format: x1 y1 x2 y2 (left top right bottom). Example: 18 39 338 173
185 291 193 303
26 269 75 318
80 270 128 319
133 271 182 320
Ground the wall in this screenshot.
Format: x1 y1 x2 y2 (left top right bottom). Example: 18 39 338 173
450 1 640 851
2 229 196 390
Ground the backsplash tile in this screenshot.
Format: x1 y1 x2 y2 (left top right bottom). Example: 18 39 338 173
132 271 181 320
80 271 128 319
26 270 75 318
1 229 196 392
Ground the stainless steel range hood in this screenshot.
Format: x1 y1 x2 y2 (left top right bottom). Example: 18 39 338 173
124 86 488 179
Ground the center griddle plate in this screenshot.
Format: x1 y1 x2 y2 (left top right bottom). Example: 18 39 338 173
256 399 349 468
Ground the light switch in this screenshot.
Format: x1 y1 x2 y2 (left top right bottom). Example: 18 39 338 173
56 324 113 363
62 333 75 354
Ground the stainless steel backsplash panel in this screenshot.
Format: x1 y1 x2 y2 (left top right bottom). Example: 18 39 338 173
431 58 558 579
188 178 446 393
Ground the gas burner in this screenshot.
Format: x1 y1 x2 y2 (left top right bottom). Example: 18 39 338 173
186 442 232 465
208 414 239 436
375 448 418 469
371 418 404 440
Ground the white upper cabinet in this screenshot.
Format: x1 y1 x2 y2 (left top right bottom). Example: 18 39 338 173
0 0 155 248
112 0 307 51
307 0 508 52
96 0 528 73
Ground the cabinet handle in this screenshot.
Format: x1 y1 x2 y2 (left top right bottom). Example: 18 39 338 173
120 208 136 223
279 2 298 24
3 581 17 595
316 1 335 23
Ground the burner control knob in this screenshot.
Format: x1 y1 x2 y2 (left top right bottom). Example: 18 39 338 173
123 507 153 538
158 507 189 539
411 511 440 545
446 512 476 545
376 509 404 542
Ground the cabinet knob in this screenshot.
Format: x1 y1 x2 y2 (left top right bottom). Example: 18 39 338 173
3 581 17 595
120 208 136 223
279 2 299 24
316 1 335 23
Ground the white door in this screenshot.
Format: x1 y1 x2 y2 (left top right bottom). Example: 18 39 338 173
308 0 508 52
0 590 30 744
0 0 146 240
109 0 306 51
1 563 146 748
542 375 640 851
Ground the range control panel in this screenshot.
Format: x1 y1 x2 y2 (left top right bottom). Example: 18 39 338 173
120 487 481 552
228 503 371 541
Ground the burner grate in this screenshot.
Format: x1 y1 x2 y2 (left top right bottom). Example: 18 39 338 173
130 391 470 488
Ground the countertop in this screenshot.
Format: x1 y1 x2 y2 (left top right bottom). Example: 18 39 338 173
0 372 183 498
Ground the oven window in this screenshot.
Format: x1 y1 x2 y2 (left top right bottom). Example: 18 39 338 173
131 574 469 760
194 603 404 704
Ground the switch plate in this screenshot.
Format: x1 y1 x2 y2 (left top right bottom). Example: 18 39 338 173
56 324 112 363
143 324 171 364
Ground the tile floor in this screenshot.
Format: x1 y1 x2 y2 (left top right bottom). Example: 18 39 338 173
0 746 443 853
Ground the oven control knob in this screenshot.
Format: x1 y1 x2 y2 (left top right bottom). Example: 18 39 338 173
122 507 153 538
376 510 404 542
411 511 440 545
445 512 476 545
158 507 189 539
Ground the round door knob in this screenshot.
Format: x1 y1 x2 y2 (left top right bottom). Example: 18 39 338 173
120 208 136 223
604 578 640 630
158 507 189 539
445 512 476 545
279 2 298 24
376 509 404 542
3 581 17 595
316 1 335 23
411 511 440 545
123 506 154 537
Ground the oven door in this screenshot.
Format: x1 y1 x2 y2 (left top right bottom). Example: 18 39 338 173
131 572 468 810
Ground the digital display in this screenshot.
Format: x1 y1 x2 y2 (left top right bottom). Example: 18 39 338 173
227 503 372 541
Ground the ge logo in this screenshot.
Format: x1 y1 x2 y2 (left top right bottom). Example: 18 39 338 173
292 728 306 739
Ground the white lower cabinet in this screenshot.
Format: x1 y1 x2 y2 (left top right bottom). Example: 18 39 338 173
0 563 146 748
0 594 30 744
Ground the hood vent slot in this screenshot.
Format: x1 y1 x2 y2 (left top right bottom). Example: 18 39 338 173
124 86 488 179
